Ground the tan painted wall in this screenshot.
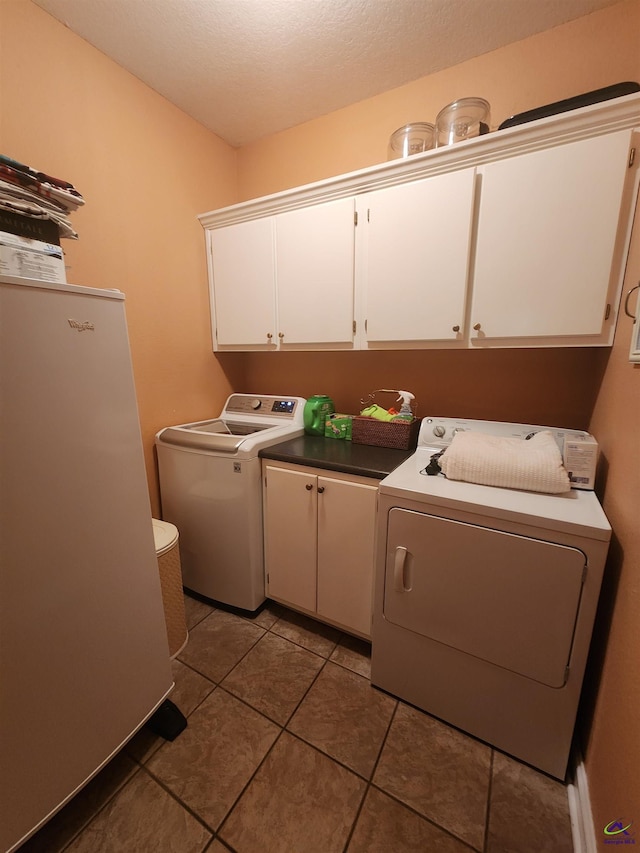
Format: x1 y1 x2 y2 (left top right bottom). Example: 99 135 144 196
1 1 245 516
583 187 640 839
233 0 640 834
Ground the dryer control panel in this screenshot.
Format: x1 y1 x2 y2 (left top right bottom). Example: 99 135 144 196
419 416 592 450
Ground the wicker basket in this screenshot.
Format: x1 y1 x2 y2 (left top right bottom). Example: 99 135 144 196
153 519 188 658
352 416 421 450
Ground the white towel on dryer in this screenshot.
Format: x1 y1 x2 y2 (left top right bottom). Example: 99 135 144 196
438 429 571 494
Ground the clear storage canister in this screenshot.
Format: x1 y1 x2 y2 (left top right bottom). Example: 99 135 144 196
388 122 435 159
435 97 491 147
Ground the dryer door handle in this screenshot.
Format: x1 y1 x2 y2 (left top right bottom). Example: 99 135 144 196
393 546 411 592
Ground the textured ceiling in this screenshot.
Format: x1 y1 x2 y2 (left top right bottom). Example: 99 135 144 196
33 0 621 147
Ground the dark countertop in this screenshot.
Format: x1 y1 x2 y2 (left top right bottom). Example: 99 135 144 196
260 435 414 479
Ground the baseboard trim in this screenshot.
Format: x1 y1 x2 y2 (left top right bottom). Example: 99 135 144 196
568 748 597 853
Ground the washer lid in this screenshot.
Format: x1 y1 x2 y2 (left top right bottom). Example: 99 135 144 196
156 419 269 452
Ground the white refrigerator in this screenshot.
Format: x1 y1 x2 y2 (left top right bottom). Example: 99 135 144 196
0 275 174 853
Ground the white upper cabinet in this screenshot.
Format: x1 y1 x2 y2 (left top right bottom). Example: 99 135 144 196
359 168 476 345
206 198 355 349
470 130 634 345
208 217 276 348
275 197 355 347
200 93 640 351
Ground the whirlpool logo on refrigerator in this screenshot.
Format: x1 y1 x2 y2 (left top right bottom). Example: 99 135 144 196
67 319 95 332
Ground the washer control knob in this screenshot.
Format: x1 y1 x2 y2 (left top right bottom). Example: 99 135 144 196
250 398 262 410
433 425 446 438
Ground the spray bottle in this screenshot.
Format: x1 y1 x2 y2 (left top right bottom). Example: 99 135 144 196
392 390 415 422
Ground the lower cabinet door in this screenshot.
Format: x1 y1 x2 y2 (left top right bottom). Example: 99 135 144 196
263 464 317 611
264 461 378 638
317 475 378 637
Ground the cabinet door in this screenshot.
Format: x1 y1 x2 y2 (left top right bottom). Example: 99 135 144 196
361 168 476 342
471 130 632 341
263 464 317 611
209 218 276 347
275 197 355 345
317 476 378 637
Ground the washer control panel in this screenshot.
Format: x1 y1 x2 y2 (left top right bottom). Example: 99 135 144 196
223 394 303 419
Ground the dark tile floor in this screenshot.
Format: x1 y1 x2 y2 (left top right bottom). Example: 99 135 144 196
22 594 575 852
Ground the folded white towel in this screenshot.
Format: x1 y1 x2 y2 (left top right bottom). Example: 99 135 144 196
438 429 571 494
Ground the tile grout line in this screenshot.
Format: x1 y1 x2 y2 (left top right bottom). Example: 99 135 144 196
363 697 486 852
207 835 235 852
171 656 218 697
366 780 481 852
177 617 268 685
56 765 146 853
338 697 399 853
215 650 334 846
482 749 495 853
215 726 288 845
138 762 219 837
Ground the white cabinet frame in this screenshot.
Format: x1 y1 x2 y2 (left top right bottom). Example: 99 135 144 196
201 94 640 351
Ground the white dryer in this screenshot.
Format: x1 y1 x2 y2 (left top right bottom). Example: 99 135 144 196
371 417 610 780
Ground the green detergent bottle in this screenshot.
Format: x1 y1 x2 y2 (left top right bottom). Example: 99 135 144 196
303 395 335 435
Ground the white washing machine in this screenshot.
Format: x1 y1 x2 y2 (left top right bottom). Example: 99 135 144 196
371 416 611 780
155 394 306 612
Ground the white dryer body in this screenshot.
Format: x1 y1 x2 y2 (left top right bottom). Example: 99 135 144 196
371 417 610 780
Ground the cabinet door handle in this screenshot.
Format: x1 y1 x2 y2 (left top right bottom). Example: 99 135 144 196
624 283 640 318
267 332 273 340
393 546 411 592
452 325 460 333
305 483 313 490
317 486 325 493
278 332 285 339
473 323 482 331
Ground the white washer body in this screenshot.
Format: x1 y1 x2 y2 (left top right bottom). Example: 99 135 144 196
155 395 305 611
372 417 610 780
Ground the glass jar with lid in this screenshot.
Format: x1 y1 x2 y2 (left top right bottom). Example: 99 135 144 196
388 122 435 159
435 97 490 147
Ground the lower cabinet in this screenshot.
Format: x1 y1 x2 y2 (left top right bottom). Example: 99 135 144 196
262 460 378 639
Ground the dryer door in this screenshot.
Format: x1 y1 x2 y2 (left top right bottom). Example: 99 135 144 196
383 508 586 687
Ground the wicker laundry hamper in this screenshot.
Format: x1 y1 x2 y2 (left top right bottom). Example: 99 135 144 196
152 519 188 658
